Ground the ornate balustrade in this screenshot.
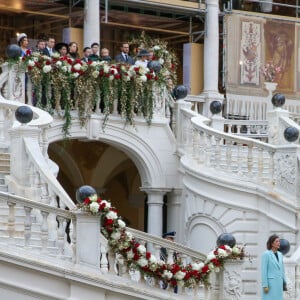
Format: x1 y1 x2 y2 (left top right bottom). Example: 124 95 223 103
224 118 268 139
0 191 74 259
0 62 173 138
176 102 300 204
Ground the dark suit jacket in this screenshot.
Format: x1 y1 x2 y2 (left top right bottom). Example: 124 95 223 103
42 47 57 57
115 53 135 65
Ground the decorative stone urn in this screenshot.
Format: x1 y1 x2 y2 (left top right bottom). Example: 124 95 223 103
264 81 277 98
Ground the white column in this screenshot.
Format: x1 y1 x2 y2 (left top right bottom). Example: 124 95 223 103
142 188 169 237
84 0 100 47
166 189 182 239
202 0 224 116
204 0 220 95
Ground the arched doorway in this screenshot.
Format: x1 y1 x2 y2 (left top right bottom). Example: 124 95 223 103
48 139 145 231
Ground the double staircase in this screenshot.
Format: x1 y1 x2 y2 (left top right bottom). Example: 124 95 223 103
1 63 300 299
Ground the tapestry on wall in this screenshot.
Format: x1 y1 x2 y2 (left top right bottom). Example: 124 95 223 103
240 20 261 85
264 21 295 91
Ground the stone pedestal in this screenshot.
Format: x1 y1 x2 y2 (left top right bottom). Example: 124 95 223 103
74 211 101 269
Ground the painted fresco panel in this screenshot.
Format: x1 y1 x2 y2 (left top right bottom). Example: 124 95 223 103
264 21 295 91
240 20 261 85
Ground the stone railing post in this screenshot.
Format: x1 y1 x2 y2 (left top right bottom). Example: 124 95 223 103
173 99 193 144
267 108 289 145
283 257 296 299
222 260 244 300
8 126 41 197
74 211 101 269
7 63 25 103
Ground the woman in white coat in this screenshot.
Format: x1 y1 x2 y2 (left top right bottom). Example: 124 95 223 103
261 234 287 299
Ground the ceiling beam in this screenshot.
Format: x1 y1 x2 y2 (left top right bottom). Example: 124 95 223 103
0 5 70 19
101 21 189 35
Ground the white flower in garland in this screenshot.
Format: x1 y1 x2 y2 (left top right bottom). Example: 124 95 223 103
162 270 173 280
127 249 134 259
92 71 99 78
27 60 35 67
206 252 216 262
174 270 186 281
232 246 241 255
43 65 52 73
61 66 68 73
137 244 146 255
139 75 147 82
101 200 111 208
217 248 228 258
153 45 161 51
90 202 100 214
72 72 79 78
111 231 121 240
73 63 82 71
148 254 157 264
117 219 126 228
89 194 98 202
103 65 110 73
137 258 148 267
125 231 133 240
106 211 118 220
191 262 204 271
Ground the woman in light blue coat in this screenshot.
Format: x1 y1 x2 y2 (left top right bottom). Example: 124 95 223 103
261 234 287 300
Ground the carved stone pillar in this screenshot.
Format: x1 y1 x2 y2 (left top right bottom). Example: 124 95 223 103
223 260 244 300
141 188 170 237
166 189 182 238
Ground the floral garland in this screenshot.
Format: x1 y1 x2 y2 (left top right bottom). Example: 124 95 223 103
78 194 245 288
13 51 162 136
129 31 178 87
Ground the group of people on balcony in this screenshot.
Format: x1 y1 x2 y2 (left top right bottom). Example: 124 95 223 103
17 33 154 68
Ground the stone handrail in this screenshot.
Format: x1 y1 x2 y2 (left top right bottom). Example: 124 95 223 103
0 189 235 299
128 226 207 262
177 105 300 203
23 136 76 209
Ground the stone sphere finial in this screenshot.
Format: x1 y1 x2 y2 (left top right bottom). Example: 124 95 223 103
6 44 22 59
76 185 97 204
173 85 188 100
284 127 299 142
15 106 33 124
216 233 236 248
279 239 290 255
147 60 162 73
271 93 285 107
210 100 222 114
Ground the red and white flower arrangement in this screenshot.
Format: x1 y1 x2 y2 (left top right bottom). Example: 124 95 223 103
78 194 245 288
260 61 281 82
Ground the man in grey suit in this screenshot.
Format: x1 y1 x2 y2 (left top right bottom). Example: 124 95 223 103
115 42 134 65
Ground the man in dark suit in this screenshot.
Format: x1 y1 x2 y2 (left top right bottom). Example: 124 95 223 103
43 36 56 57
115 42 134 65
82 47 92 62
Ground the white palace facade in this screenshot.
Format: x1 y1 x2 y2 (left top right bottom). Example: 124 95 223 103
1 0 300 299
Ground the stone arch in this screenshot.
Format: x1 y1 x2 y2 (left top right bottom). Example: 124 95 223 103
185 214 224 255
47 118 176 190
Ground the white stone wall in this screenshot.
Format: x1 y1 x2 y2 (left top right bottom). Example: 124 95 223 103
179 156 297 299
